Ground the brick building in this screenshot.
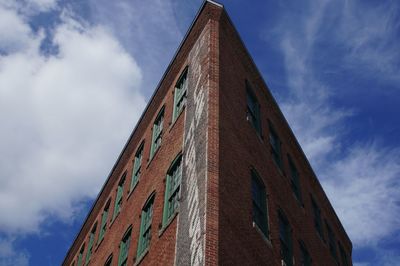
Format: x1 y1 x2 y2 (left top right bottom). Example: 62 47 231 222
63 1 352 265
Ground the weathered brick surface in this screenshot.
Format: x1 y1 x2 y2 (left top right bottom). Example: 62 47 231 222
63 2 352 266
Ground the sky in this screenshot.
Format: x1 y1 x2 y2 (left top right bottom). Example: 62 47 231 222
0 0 399 265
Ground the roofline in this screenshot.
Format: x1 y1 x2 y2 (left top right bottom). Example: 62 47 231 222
62 0 224 264
220 7 352 248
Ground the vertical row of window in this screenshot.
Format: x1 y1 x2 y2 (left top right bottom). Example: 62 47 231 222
73 154 182 266
71 67 188 266
246 81 349 265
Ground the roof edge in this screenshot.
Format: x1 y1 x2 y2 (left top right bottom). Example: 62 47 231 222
62 1 224 264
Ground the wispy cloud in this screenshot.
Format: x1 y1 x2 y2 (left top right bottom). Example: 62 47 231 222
262 0 400 260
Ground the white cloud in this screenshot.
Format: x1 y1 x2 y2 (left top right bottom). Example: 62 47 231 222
87 0 186 93
264 0 400 251
339 0 400 83
0 237 29 266
0 3 146 235
322 143 400 245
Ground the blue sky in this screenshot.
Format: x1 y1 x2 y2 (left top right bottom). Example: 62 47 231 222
0 0 399 265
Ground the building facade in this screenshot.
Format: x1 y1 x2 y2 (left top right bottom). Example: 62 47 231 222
63 1 352 265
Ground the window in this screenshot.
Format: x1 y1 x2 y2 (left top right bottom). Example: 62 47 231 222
118 227 132 266
113 173 126 220
137 194 154 259
299 241 311 266
251 170 269 237
311 197 324 240
98 199 110 244
269 123 283 170
339 242 349 266
130 143 144 191
173 68 188 121
326 222 338 262
150 108 164 159
288 156 302 203
162 154 182 226
246 83 261 134
85 224 96 265
77 245 85 266
104 255 113 266
279 212 293 266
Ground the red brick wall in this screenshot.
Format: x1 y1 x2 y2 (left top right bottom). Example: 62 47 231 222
217 9 352 266
62 3 222 266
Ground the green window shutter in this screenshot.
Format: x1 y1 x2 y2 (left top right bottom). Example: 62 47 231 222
130 145 143 191
118 228 131 266
137 196 154 259
150 110 164 158
85 229 95 265
113 185 123 219
77 247 84 266
162 155 182 226
162 174 171 225
98 208 108 244
173 69 188 122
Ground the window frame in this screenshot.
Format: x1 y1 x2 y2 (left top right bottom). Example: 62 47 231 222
150 107 165 159
246 81 262 135
85 223 97 265
299 240 312 266
288 155 302 203
311 196 324 240
137 193 155 260
130 142 144 192
172 67 188 122
251 169 269 238
326 221 339 263
77 244 85 266
98 199 111 244
118 226 132 266
162 154 182 226
279 211 293 266
113 172 127 221
269 122 283 170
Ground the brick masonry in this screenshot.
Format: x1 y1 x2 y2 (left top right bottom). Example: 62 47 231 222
63 1 352 266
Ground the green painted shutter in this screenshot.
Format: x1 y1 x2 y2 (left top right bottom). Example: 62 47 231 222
85 232 94 265
98 209 108 243
162 174 171 225
113 185 123 219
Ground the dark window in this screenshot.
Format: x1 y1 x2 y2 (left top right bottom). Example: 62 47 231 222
288 156 302 203
269 123 283 170
326 222 338 262
279 212 293 266
163 154 182 225
339 242 349 266
251 170 269 237
299 241 311 266
246 83 261 134
311 197 324 240
104 255 112 266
